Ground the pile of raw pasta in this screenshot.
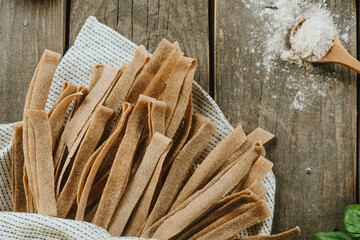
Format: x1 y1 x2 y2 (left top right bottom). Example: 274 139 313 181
11 39 300 239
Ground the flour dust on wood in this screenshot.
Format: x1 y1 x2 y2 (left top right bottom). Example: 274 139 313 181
239 0 355 111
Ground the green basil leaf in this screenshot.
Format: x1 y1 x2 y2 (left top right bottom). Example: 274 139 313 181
314 232 352 240
344 204 360 239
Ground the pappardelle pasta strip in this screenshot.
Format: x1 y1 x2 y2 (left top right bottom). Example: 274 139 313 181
89 64 105 92
240 227 301 240
27 110 57 217
48 81 78 117
105 45 150 113
187 193 260 240
126 39 174 104
23 50 61 211
107 133 172 236
195 201 270 240
92 95 154 229
145 114 215 230
75 103 134 220
56 106 114 218
171 124 247 210
143 143 265 238
12 123 26 212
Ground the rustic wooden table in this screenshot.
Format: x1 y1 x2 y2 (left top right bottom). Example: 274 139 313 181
0 0 358 239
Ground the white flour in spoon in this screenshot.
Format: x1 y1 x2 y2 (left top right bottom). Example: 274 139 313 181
265 0 337 68
290 16 336 62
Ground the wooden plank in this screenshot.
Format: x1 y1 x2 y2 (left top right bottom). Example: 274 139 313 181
69 0 210 91
215 0 357 238
0 0 65 124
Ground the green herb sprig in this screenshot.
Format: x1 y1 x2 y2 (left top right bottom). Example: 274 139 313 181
315 204 360 240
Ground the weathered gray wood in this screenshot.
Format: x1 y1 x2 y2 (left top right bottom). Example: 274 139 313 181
69 0 210 91
0 0 65 124
215 0 357 238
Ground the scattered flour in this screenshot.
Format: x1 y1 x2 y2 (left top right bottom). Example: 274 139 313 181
238 0 354 111
291 91 305 111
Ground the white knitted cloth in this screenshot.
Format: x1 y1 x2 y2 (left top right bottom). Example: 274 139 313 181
0 16 275 240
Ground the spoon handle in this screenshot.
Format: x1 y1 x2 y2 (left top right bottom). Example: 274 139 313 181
319 35 360 73
333 50 360 74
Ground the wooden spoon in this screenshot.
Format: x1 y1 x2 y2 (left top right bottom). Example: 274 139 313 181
290 17 360 73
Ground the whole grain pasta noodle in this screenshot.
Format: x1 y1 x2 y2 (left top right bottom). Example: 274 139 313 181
61 65 121 151
54 66 123 190
53 86 88 170
65 86 88 124
177 191 260 239
148 100 167 138
49 92 83 149
55 105 114 188
144 114 215 230
185 192 260 240
107 133 172 236
56 106 114 218
195 201 270 240
161 94 193 173
75 104 133 197
26 110 57 217
159 57 196 171
241 227 301 240
129 100 167 182
27 124 40 210
124 141 169 236
171 124 247 210
158 57 195 127
143 42 183 99
28 51 61 111
23 50 61 209
75 103 134 220
146 143 265 239
141 142 265 238
141 143 264 238
150 96 193 209
93 103 134 184
92 95 155 229
247 181 268 199
105 45 150 113
89 64 105 92
126 39 174 104
12 123 26 212
99 62 129 140
233 156 273 193
165 59 196 138
220 127 275 172
48 81 78 117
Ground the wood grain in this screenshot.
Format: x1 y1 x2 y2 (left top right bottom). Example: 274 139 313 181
0 0 65 123
215 0 357 238
69 0 210 91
